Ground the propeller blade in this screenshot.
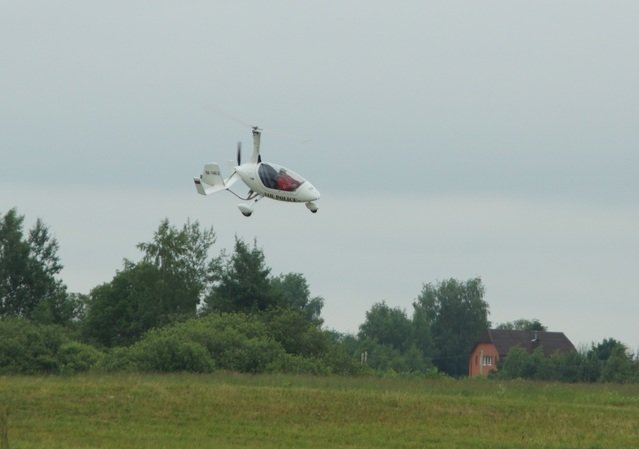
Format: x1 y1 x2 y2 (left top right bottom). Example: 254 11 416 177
237 141 242 165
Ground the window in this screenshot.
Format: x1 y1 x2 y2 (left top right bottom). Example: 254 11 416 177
258 163 305 192
481 355 494 366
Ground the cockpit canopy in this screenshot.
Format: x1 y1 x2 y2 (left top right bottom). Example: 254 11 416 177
258 163 306 192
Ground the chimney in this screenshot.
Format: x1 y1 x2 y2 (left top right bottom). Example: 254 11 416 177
531 330 539 342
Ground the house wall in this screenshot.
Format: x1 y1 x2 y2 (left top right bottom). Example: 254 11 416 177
468 343 500 377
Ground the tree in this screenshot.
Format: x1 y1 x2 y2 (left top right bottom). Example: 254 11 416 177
547 350 583 382
202 239 333 360
589 339 637 383
413 278 490 376
589 338 625 363
496 346 534 379
1 209 34 316
262 307 328 357
496 318 547 331
83 219 218 346
600 344 636 383
411 300 434 367
0 209 73 324
137 218 217 314
320 331 363 375
356 301 432 373
83 262 163 346
359 301 413 352
205 238 279 313
28 219 74 323
494 339 639 383
271 273 324 323
265 274 326 356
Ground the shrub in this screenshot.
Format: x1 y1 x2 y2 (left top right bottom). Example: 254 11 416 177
164 313 286 373
58 341 104 374
101 313 290 374
97 347 138 372
0 318 104 374
0 318 65 374
497 346 535 379
261 308 329 357
130 335 214 373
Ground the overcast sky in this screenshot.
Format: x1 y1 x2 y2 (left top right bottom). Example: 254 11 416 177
2 1 638 350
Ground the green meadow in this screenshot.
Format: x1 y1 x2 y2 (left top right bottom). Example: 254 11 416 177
1 373 638 449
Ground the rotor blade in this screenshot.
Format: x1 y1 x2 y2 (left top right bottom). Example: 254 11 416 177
237 141 242 165
215 110 254 129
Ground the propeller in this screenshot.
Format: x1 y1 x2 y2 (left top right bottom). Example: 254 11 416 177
236 141 242 166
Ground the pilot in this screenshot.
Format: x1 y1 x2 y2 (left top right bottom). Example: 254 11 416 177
276 169 300 191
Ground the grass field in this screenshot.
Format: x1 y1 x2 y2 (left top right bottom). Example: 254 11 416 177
1 373 638 449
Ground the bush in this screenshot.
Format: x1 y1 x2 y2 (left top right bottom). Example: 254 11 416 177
600 345 637 383
131 335 214 373
0 318 103 374
358 339 430 375
97 314 289 374
497 346 536 379
58 341 104 374
165 313 287 373
261 308 329 357
93 313 366 375
496 342 639 384
0 318 66 374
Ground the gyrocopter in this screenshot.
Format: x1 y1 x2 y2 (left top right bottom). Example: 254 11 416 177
194 127 320 217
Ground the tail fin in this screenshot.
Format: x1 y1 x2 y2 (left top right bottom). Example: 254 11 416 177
194 163 235 195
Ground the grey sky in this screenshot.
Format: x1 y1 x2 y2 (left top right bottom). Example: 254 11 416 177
2 1 638 350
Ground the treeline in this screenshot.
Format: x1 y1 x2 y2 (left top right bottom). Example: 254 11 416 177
496 338 639 383
1 208 638 383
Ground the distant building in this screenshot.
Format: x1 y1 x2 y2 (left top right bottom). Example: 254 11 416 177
468 329 576 377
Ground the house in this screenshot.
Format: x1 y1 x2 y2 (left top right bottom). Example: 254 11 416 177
468 329 576 377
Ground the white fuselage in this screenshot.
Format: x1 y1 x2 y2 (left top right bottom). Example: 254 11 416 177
236 162 320 203
194 127 320 216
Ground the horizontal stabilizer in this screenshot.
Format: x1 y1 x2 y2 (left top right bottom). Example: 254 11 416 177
194 177 226 195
